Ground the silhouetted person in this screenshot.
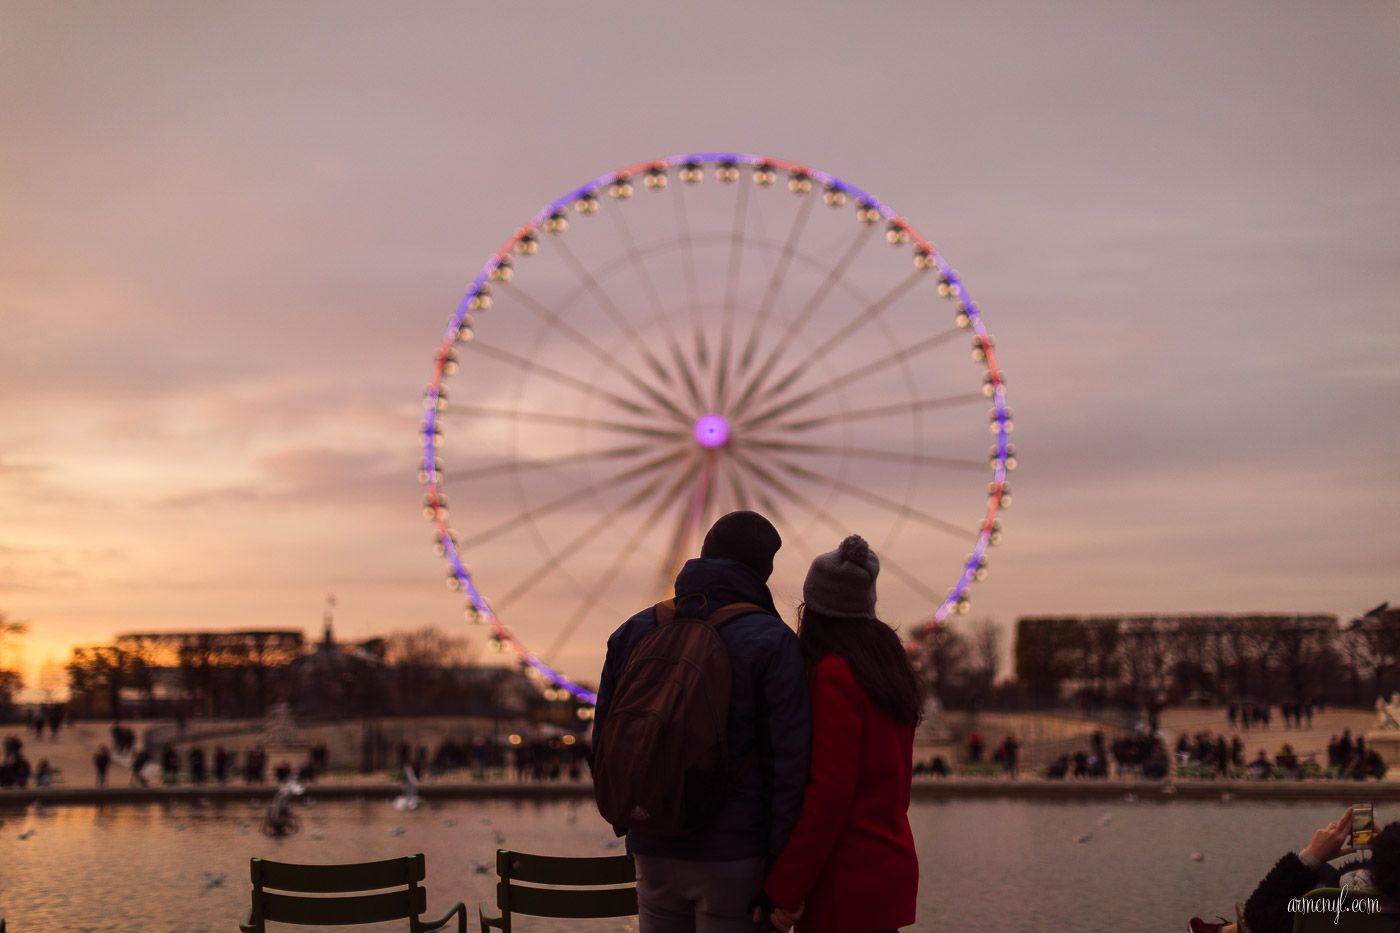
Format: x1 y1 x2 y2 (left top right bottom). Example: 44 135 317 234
46 705 63 739
94 745 112 786
188 746 206 784
213 746 231 784
1002 735 1020 778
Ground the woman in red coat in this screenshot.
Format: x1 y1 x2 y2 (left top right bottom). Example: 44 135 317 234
757 534 922 933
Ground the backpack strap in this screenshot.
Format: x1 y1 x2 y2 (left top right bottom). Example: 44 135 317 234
707 602 767 628
653 599 766 629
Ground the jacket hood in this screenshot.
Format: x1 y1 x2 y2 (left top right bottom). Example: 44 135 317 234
673 557 780 616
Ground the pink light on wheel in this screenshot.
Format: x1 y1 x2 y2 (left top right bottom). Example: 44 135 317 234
693 414 730 449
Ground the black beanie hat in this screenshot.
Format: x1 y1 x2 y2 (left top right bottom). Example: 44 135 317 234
700 511 782 582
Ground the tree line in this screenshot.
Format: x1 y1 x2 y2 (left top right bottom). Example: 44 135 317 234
58 625 560 720
1014 606 1400 707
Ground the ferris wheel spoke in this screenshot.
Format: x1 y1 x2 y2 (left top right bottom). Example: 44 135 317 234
735 329 964 431
728 224 877 419
672 184 707 368
732 449 945 604
458 447 691 552
448 404 688 441
759 448 976 542
824 327 964 394
713 181 750 411
721 453 754 512
669 337 710 412
876 553 947 606
508 284 692 427
723 178 749 321
609 205 705 405
540 457 703 664
608 200 668 326
493 466 676 612
549 235 673 387
655 454 716 593
741 439 985 473
443 442 654 482
739 191 814 374
747 391 986 435
470 340 661 420
747 268 924 415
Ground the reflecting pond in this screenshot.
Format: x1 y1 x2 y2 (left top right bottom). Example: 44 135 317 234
0 796 1351 932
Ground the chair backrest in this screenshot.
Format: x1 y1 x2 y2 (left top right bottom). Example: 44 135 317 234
493 849 636 928
247 854 428 930
1292 888 1400 933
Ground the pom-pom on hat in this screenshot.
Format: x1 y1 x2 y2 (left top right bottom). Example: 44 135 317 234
700 510 782 582
803 534 880 619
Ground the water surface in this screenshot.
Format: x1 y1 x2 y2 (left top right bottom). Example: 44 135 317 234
1 796 1352 931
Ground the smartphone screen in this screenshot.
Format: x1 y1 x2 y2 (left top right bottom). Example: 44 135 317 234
1353 803 1375 848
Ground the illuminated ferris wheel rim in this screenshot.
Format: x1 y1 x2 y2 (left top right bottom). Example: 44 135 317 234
422 152 1012 705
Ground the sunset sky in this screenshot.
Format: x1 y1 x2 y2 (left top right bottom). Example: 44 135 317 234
2 1 1397 696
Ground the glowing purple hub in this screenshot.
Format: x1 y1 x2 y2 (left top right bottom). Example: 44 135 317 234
693 413 730 449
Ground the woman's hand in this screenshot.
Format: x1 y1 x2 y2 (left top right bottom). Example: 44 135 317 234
1304 807 1356 863
771 903 804 931
751 900 804 932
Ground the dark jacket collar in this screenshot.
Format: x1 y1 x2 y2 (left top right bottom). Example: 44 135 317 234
673 557 779 616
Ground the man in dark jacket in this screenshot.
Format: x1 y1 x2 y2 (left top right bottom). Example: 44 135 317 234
593 510 810 933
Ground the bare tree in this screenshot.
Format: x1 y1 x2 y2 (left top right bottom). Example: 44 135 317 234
968 618 1001 696
35 658 64 702
0 612 29 714
914 621 970 701
385 626 480 714
385 626 476 668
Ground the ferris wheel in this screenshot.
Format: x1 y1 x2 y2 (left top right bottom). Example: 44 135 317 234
421 153 1012 704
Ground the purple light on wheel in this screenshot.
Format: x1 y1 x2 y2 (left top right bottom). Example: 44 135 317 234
693 413 730 449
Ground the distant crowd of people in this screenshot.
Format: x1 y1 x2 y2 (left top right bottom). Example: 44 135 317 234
397 735 587 783
1046 729 1171 779
1227 699 1316 730
1326 727 1387 780
963 729 1022 776
24 703 70 741
113 726 332 788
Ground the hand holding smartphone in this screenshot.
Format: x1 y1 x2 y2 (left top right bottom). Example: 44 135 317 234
1352 802 1375 849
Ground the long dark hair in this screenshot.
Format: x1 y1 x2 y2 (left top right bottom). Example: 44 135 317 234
797 604 924 727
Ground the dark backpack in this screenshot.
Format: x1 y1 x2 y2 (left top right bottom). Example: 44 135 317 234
593 597 765 835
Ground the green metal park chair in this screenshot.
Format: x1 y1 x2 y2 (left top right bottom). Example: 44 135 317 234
479 849 637 933
239 853 466 932
1292 887 1400 933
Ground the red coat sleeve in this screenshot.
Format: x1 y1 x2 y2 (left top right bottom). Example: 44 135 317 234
762 655 863 910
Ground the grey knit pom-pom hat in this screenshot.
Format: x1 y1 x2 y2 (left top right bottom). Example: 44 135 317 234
803 534 879 619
